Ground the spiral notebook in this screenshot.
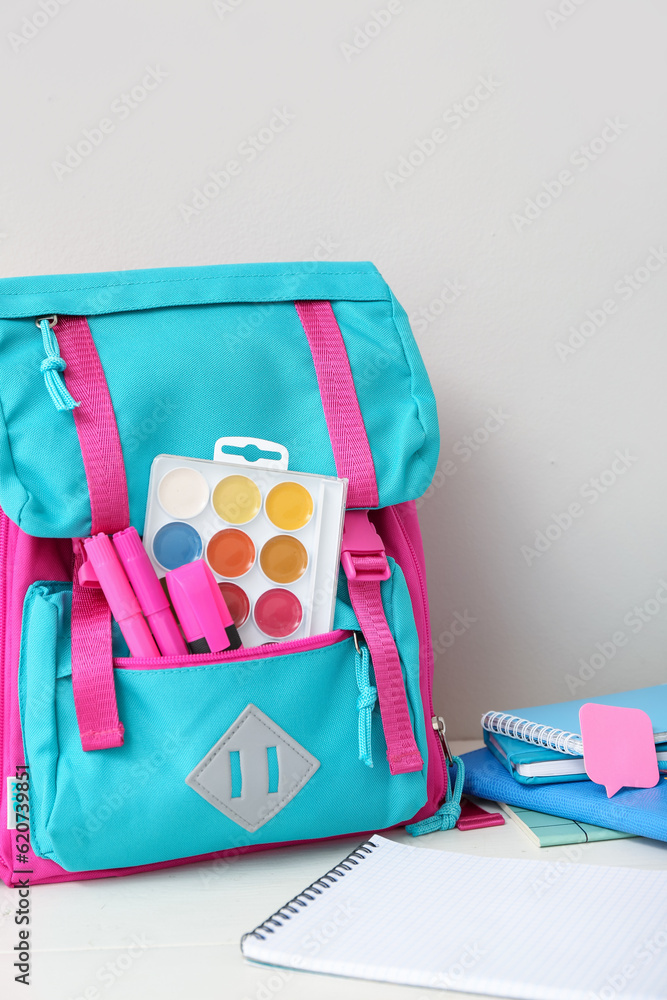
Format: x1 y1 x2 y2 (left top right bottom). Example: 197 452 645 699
481 684 667 756
241 835 667 998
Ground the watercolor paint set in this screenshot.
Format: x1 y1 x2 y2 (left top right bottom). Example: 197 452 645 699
141 442 348 649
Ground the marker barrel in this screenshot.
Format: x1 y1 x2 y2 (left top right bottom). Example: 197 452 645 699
83 533 159 658
113 527 187 656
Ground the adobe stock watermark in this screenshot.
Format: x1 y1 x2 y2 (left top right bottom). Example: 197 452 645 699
432 610 477 659
410 278 466 334
385 75 501 191
177 235 339 366
301 899 358 956
532 843 584 897
124 398 179 455
565 579 667 694
197 838 254 888
555 246 667 361
51 66 168 180
0 893 13 928
545 0 590 31
309 234 340 260
520 450 638 567
179 107 295 223
432 942 486 990
213 0 249 17
241 969 293 1000
589 928 667 1000
511 118 629 232
8 0 74 53
69 733 180 846
415 407 510 509
339 1 405 63
67 935 151 1000
354 277 466 391
217 234 339 348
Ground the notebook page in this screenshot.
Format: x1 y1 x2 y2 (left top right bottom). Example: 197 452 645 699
242 835 667 999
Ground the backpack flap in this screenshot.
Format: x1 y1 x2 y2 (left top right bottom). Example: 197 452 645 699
0 262 439 538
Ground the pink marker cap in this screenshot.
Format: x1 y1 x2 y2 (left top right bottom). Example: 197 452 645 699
113 527 187 657
166 560 241 654
82 533 159 659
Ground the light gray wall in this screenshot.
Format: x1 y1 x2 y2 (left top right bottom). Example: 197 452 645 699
2 1 665 737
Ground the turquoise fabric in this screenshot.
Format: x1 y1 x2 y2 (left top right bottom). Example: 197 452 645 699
0 261 389 317
0 262 439 536
19 560 428 872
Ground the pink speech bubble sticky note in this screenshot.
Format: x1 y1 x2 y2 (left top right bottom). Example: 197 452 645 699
579 703 660 797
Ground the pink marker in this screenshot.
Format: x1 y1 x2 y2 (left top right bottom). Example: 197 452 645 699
113 527 187 657
82 533 159 658
166 560 242 654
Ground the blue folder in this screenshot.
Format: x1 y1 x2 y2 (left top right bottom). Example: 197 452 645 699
462 747 667 842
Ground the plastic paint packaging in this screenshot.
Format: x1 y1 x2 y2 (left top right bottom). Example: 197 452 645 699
142 451 347 647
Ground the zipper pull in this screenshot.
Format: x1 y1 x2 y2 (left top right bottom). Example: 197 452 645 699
354 632 376 768
432 715 454 766
35 315 80 411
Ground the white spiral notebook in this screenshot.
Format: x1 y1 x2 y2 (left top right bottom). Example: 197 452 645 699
242 835 667 999
481 685 667 756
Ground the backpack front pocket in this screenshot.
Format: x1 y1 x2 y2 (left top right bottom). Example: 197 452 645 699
19 564 428 872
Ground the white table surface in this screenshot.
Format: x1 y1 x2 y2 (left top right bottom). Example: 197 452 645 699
2 739 666 1000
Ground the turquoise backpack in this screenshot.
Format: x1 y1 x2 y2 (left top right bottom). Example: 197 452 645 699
0 261 462 885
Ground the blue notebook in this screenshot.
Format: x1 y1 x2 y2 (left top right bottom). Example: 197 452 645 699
485 730 667 785
462 747 667 842
482 684 667 776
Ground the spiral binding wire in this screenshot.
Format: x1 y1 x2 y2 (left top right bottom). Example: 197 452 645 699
242 840 378 942
481 711 584 756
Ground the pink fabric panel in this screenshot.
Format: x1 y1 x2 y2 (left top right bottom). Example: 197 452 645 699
1 523 73 887
294 301 379 509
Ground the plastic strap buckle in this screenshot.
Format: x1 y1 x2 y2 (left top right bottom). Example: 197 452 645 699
340 510 391 582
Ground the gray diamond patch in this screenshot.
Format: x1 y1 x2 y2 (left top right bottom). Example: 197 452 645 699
185 704 320 832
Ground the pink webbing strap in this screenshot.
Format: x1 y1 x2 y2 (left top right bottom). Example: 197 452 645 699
57 316 130 535
58 315 129 751
342 511 423 775
295 301 378 508
295 302 423 775
67 567 125 751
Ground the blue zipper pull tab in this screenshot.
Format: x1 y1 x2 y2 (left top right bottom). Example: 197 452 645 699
36 315 80 411
354 631 377 768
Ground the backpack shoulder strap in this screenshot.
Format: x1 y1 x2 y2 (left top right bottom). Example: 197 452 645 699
58 315 128 750
295 301 423 775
